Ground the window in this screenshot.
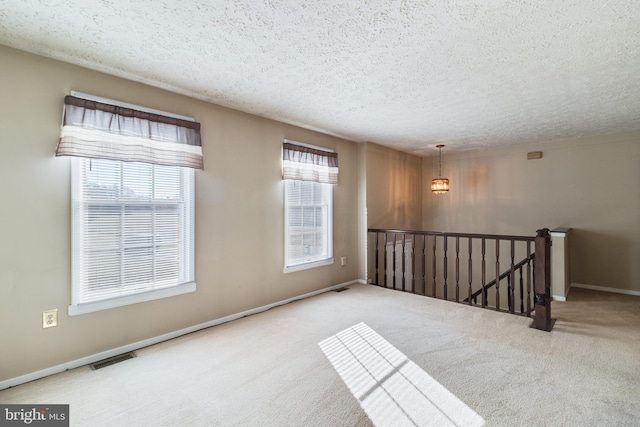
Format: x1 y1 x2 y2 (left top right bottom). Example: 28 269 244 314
70 158 195 313
282 141 338 273
284 180 333 271
56 93 203 314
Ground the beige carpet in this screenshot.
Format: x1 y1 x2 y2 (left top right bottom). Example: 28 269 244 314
1 284 639 426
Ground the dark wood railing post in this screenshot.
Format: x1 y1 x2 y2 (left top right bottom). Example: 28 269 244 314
533 228 553 331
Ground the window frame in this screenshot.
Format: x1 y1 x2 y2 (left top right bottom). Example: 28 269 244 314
68 157 196 316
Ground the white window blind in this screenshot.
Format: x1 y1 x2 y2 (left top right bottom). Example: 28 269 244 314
284 179 333 271
70 157 194 311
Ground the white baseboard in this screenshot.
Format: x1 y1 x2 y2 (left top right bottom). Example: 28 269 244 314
570 283 640 297
552 295 567 302
0 279 361 391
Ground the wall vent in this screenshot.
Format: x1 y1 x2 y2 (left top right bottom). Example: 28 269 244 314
90 352 136 370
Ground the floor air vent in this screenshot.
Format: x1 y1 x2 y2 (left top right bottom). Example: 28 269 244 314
334 288 349 292
90 352 136 370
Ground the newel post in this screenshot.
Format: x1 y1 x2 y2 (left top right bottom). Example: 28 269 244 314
533 228 553 331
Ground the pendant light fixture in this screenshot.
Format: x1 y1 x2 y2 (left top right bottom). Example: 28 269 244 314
431 144 450 194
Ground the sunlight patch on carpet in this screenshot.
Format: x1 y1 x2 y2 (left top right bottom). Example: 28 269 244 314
319 322 485 427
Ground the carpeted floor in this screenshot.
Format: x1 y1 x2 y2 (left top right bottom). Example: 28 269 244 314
1 284 639 426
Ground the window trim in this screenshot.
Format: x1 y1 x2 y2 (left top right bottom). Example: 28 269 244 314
283 257 334 274
68 282 196 316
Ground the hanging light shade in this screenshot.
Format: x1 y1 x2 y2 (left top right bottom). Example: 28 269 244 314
431 144 449 194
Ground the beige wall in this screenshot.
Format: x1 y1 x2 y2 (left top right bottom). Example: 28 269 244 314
366 142 423 230
422 134 640 293
0 45 360 381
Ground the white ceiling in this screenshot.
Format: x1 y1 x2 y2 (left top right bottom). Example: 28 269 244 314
1 1 639 156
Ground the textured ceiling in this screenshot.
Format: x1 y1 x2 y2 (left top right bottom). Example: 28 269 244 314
1 1 639 155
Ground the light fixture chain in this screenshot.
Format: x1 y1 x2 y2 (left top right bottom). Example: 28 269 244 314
431 144 449 194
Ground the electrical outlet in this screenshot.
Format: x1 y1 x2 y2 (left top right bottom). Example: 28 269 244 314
43 309 58 329
341 256 347 266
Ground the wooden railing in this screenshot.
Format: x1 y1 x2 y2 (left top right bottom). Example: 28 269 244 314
466 253 535 312
368 228 553 331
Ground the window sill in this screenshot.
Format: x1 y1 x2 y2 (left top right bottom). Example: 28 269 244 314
284 258 334 274
68 282 196 316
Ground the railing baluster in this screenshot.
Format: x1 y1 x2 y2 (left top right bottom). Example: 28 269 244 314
383 233 388 289
526 241 532 316
495 239 500 311
481 238 486 307
432 235 437 298
510 239 515 314
401 234 406 291
392 233 397 290
374 232 379 286
455 236 460 303
411 234 416 294
443 236 448 301
422 235 426 296
507 275 511 311
519 266 524 314
468 238 473 305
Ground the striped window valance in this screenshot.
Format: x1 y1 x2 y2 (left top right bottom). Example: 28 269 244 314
56 95 204 170
282 141 338 184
